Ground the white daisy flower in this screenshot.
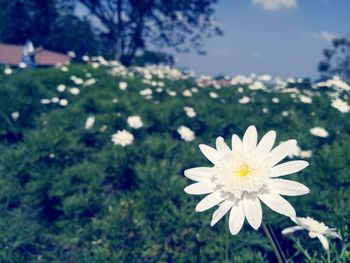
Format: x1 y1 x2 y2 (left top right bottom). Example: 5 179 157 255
11 112 20 121
177 126 195 142
183 106 197 118
4 67 13 75
310 127 329 138
184 126 309 235
119 81 128 90
282 217 341 250
57 84 66 92
127 115 143 129
299 95 312 104
210 92 219 98
41 99 51 105
59 99 68 106
183 89 192 97
239 96 250 104
111 130 134 147
331 98 350 113
85 116 95 129
140 88 153 96
69 87 80 95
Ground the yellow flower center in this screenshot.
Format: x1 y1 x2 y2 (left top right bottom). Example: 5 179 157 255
236 164 252 177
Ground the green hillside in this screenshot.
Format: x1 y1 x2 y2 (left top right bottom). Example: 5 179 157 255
0 63 349 262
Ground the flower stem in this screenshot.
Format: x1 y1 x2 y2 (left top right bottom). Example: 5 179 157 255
262 222 283 263
225 213 229 263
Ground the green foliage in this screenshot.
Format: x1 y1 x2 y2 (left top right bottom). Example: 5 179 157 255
0 65 349 262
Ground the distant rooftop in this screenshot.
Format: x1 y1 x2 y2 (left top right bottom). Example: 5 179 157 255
0 43 71 66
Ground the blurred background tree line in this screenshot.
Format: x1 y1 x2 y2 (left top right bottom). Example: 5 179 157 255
0 0 222 66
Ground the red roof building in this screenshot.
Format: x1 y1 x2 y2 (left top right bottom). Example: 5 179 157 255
0 43 71 66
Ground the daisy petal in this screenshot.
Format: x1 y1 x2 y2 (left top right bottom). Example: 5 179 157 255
195 191 225 212
267 179 310 196
243 192 262 230
271 160 309 177
216 137 231 153
256 130 276 154
243 126 258 151
199 144 221 164
184 182 216 195
229 200 245 235
184 167 215 181
281 226 304 235
327 231 341 240
258 193 296 217
211 200 234 226
231 134 243 152
316 233 329 250
268 139 297 166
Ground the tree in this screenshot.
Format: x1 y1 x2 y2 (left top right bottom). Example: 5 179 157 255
0 0 98 56
77 0 222 65
318 37 350 82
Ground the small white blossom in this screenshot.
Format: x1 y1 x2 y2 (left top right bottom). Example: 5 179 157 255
282 217 341 250
69 87 80 95
85 116 95 129
239 96 250 104
119 81 128 90
210 92 219 98
310 127 329 138
177 125 195 142
111 130 134 146
11 112 20 121
127 116 143 129
57 84 66 92
59 99 68 106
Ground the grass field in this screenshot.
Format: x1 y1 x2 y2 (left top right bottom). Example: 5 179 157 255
0 63 349 262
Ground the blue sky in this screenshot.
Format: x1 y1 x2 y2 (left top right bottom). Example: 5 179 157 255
172 0 350 78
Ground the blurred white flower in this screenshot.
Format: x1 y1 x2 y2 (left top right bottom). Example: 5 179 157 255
177 125 195 142
262 108 268 114
57 84 66 92
210 92 219 98
167 90 177 96
59 99 68 106
41 99 51 104
19 62 27 69
184 126 309 235
60 66 68 72
310 127 329 138
239 96 250 104
69 87 80 95
67 51 76 58
183 106 197 118
183 90 192 97
84 78 96 86
4 67 13 75
119 81 128 90
140 88 152 96
127 115 143 129
299 95 312 104
11 112 20 121
282 217 341 250
85 116 95 129
111 130 134 146
272 97 280 103
82 55 90 62
51 97 59 103
331 98 350 113
282 111 289 117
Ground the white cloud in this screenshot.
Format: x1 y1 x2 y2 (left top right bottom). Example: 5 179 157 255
310 31 338 42
252 0 298 11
